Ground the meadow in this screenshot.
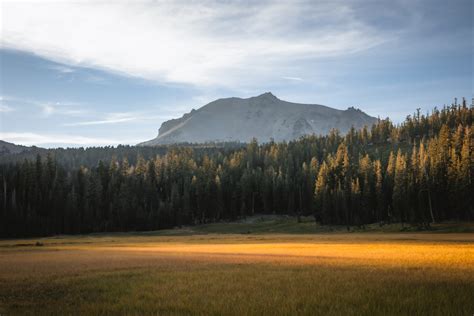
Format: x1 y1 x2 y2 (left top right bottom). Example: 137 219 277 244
0 220 473 315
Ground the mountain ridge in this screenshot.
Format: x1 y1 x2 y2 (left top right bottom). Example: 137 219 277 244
140 92 377 145
0 140 32 155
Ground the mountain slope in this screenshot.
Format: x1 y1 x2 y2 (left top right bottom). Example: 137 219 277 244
0 140 31 155
140 93 377 145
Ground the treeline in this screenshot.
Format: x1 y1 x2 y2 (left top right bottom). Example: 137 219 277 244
0 142 244 169
1 100 472 237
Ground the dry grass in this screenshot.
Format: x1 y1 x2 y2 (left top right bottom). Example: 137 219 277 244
0 233 473 315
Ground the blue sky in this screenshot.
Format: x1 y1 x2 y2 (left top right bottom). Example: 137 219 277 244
0 0 472 147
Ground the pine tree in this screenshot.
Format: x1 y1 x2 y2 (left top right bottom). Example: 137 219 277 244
374 159 384 222
358 154 373 223
459 126 473 219
417 142 434 224
350 177 361 226
315 161 329 223
393 150 407 223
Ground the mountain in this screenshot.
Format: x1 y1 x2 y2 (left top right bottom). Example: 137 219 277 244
0 140 32 155
140 92 377 145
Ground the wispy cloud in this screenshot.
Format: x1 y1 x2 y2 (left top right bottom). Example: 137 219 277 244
39 103 55 117
64 112 138 126
282 76 304 82
48 64 76 74
1 95 88 117
38 101 88 117
0 104 15 112
0 96 15 112
64 111 174 126
0 132 141 147
47 63 108 84
0 0 397 88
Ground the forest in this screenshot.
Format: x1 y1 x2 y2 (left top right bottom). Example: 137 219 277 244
1 99 472 237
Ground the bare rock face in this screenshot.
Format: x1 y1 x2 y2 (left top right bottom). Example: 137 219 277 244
139 93 377 145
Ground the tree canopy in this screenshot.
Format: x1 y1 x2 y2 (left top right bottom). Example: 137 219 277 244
1 99 472 237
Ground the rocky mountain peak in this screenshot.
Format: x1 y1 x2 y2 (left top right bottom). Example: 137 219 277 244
139 93 377 146
255 92 278 100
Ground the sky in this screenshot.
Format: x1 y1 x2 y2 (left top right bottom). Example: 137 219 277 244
0 0 472 148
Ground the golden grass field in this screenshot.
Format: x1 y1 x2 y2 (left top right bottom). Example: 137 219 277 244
0 231 473 315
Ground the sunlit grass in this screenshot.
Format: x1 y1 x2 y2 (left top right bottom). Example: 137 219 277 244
0 232 473 315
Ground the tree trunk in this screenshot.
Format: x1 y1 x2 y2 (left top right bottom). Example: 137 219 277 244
428 189 435 224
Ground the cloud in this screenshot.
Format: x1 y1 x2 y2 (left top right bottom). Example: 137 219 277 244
0 0 396 88
0 105 14 112
1 95 88 117
64 111 174 126
0 97 15 112
0 132 141 147
39 103 55 116
47 64 76 74
36 101 87 117
282 76 304 82
47 63 108 84
64 112 138 126
50 104 89 117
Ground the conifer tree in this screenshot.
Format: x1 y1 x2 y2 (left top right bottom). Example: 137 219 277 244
315 161 329 223
393 150 408 223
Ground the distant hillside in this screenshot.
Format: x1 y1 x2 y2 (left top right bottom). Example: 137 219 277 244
0 140 31 155
140 92 377 145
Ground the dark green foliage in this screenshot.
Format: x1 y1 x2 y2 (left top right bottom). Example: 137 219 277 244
0 101 472 237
